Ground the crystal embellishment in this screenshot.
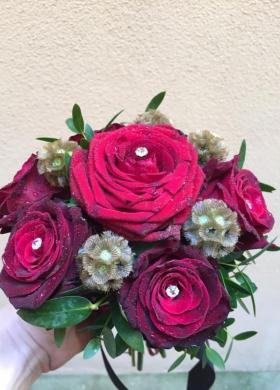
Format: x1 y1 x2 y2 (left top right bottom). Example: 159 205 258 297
166 285 180 298
32 238 42 250
135 146 148 157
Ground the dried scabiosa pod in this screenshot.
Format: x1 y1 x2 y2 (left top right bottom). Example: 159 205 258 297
189 129 228 164
183 199 240 258
77 231 133 292
134 109 171 125
37 139 78 187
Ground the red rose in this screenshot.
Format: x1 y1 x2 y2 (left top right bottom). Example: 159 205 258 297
70 124 204 241
0 154 60 232
119 244 230 348
0 200 88 309
200 156 274 249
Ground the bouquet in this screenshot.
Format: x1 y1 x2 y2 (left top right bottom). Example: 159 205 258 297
0 92 278 389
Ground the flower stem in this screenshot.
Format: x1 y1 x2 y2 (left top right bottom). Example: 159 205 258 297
137 352 144 371
90 296 108 310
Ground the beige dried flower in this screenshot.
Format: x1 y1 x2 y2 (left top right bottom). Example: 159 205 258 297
37 139 78 187
183 199 240 258
134 109 171 125
189 130 228 164
77 231 134 292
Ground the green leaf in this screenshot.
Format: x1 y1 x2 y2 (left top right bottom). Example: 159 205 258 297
267 243 280 252
102 327 116 358
242 238 277 265
234 331 257 341
235 272 257 315
115 333 128 357
104 109 124 129
66 197 78 208
212 327 227 347
224 317 235 327
237 297 250 314
145 91 166 112
57 285 87 297
79 311 112 334
83 338 101 359
219 251 245 264
224 339 233 363
66 118 78 133
18 296 93 329
36 137 59 142
259 182 276 193
111 301 144 353
84 123 94 141
186 346 200 359
168 352 186 372
72 104 84 133
80 139 89 149
64 152 71 178
54 328 66 348
238 139 246 168
131 241 157 258
205 347 225 370
225 279 250 296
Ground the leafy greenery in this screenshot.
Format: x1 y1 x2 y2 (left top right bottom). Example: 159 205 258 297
102 327 116 358
205 346 225 369
259 182 276 192
115 334 129 357
66 118 78 133
18 296 94 329
212 327 227 347
64 152 71 178
36 137 59 142
145 91 166 112
54 328 66 348
104 109 124 129
234 331 257 341
83 338 101 359
237 139 246 168
72 104 84 133
111 300 144 353
168 352 186 372
84 124 94 141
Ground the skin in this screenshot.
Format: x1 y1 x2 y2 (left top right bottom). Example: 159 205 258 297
0 305 92 389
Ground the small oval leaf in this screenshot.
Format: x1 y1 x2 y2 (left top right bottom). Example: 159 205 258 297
72 104 84 133
238 139 246 168
54 328 66 348
83 338 101 359
145 91 166 112
168 352 186 372
205 347 225 370
234 331 257 341
103 327 116 358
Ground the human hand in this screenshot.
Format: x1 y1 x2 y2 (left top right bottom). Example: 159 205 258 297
0 305 92 390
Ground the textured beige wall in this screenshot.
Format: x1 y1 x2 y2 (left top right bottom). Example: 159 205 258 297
0 0 280 373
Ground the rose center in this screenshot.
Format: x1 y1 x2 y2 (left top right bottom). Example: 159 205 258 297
32 237 42 250
135 146 148 157
166 285 180 298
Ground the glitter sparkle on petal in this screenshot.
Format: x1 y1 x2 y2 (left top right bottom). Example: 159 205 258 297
32 237 42 250
166 285 180 298
135 146 148 157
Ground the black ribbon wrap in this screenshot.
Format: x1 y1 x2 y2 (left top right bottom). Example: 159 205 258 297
101 347 215 390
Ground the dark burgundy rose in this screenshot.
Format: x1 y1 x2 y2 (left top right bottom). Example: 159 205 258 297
200 156 274 249
119 244 230 348
0 154 60 232
70 124 204 242
0 199 88 309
